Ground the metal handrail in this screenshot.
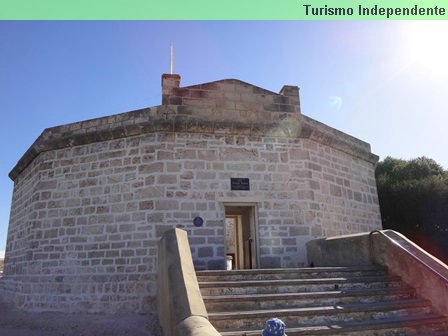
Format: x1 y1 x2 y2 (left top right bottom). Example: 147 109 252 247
369 229 448 283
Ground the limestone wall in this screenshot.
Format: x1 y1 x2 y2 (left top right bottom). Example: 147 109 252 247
3 128 380 313
2 74 381 314
161 74 301 123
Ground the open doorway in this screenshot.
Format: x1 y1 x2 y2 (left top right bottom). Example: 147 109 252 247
224 204 258 269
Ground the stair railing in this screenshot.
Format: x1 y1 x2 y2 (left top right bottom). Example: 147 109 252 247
369 229 448 283
368 229 448 318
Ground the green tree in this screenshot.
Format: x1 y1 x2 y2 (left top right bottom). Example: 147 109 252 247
375 156 448 262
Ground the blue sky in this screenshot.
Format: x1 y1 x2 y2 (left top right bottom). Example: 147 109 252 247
1 21 448 252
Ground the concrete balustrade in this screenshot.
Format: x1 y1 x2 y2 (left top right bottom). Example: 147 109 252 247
158 228 221 336
307 229 448 318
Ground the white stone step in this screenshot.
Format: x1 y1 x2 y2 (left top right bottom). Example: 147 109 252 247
199 274 404 296
218 314 448 336
208 299 431 330
197 266 388 282
198 266 448 335
203 286 415 312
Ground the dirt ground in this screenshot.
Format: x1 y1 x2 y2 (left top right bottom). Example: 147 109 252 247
0 301 162 336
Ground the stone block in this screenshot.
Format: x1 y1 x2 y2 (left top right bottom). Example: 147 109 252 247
135 187 163 200
119 223 136 232
226 163 251 171
138 162 164 174
207 259 225 270
219 148 258 161
44 229 58 239
277 104 294 113
311 224 323 237
289 149 310 161
157 150 174 160
297 190 315 200
290 226 310 236
184 161 205 170
81 225 104 235
260 152 279 163
175 149 197 160
97 214 114 224
330 184 343 197
260 256 281 268
198 246 214 257
166 162 182 172
354 192 362 202
34 180 58 192
79 179 98 188
308 180 321 190
197 150 218 161
306 162 322 172
157 175 177 184
121 249 135 257
272 247 285 254
139 201 154 210
196 171 216 180
155 200 179 211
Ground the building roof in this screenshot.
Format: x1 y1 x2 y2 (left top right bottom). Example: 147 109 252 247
9 75 378 181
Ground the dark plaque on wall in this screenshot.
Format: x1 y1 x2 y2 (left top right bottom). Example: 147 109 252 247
193 217 204 227
230 178 250 191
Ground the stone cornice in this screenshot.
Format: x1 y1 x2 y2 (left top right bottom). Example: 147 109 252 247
301 115 379 164
9 106 378 181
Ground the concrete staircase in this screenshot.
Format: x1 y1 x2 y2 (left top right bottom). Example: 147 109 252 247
196 266 448 335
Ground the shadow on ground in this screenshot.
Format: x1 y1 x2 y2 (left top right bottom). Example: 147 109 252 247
0 301 162 336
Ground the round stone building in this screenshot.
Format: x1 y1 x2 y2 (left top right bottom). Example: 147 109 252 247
1 74 381 314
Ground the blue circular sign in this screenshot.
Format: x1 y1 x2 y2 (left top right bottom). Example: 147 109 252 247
193 217 204 227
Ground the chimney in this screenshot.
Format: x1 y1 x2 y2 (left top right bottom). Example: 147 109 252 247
162 73 181 104
279 85 301 114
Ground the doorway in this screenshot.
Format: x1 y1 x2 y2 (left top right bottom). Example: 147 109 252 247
224 204 258 269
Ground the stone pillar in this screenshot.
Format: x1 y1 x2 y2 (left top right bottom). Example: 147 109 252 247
279 85 301 113
162 74 181 104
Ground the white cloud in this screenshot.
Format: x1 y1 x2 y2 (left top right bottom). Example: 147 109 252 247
0 250 5 259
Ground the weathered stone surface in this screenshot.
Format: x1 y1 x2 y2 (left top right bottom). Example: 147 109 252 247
158 229 214 336
3 74 381 317
306 229 448 324
219 147 258 161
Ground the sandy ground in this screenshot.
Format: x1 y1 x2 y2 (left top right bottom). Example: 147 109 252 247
0 301 162 336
